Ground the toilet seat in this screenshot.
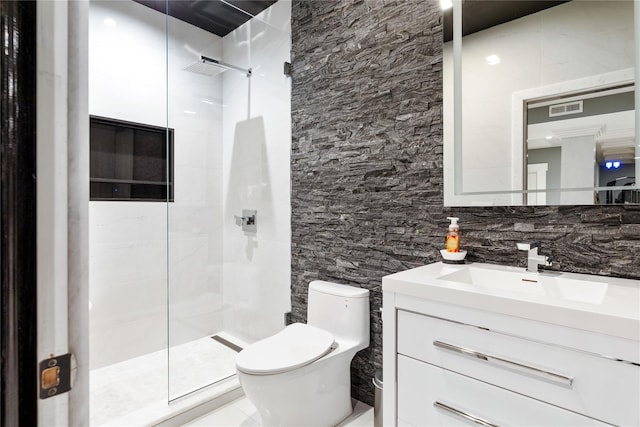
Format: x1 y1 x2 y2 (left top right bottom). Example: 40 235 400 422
236 323 334 375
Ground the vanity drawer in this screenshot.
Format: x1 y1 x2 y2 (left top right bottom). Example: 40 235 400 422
398 355 610 427
397 309 640 426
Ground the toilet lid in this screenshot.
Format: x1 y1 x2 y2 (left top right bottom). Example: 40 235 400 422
235 323 334 375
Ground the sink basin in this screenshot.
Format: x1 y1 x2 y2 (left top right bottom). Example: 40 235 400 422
437 265 608 304
383 261 639 342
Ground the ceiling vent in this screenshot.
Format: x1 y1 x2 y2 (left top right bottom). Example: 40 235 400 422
549 100 583 117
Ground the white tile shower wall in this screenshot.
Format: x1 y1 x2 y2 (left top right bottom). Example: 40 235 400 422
443 1 635 206
221 0 292 343
166 9 225 352
88 0 224 369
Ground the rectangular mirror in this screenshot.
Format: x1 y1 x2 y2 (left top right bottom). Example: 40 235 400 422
443 0 639 206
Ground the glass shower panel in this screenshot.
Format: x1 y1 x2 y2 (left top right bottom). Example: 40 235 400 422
165 9 235 400
166 0 292 401
88 0 170 424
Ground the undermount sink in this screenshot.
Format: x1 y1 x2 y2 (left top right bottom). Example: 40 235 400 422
437 264 609 304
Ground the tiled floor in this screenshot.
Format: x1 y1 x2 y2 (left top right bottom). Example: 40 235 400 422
184 396 374 427
91 333 374 427
90 333 243 426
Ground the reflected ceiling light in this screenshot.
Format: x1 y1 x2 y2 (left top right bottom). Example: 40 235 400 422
545 136 553 140
441 0 453 10
605 160 622 169
201 99 215 105
184 110 196 115
485 54 501 65
104 18 117 27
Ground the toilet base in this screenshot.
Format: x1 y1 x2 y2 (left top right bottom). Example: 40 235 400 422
239 350 354 427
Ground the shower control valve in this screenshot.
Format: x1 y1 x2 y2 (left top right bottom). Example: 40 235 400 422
235 209 257 232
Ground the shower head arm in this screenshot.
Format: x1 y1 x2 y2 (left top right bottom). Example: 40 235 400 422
200 55 252 77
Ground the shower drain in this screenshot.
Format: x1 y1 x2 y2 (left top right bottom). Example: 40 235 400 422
211 335 243 352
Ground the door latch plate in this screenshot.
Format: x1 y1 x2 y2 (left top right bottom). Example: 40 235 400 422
39 353 72 399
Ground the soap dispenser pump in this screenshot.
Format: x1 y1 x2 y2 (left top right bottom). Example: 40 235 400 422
446 217 460 253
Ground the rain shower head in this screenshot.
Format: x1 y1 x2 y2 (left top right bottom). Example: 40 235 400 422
183 56 252 77
183 60 226 77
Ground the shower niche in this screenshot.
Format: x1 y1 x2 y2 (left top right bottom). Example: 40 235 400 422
89 115 174 201
88 0 291 424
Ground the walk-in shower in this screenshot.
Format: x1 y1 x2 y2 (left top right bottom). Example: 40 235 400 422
88 0 291 424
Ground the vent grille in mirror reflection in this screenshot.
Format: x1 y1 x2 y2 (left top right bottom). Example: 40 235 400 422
549 101 583 117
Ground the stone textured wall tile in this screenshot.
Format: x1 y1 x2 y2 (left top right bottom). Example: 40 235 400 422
291 0 639 407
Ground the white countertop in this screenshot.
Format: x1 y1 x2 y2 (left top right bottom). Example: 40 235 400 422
382 262 640 341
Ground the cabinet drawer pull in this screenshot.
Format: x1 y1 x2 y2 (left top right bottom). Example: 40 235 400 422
433 401 500 427
433 340 573 387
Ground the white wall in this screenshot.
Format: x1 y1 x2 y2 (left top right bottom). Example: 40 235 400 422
89 0 292 370
165 8 226 350
89 0 223 369
444 1 635 206
221 0 292 343
560 135 597 204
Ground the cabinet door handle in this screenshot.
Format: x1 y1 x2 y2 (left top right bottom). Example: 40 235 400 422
434 401 500 427
433 340 573 387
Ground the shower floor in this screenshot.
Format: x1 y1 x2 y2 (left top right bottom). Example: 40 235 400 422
90 333 245 426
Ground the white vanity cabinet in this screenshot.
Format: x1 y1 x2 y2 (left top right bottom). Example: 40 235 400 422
382 262 640 427
397 356 610 427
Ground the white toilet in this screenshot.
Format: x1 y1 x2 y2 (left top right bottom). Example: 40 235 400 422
235 280 370 427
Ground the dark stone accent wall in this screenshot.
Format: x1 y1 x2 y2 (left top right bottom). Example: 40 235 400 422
290 0 640 407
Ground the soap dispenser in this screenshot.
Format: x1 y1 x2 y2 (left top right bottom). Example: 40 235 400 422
446 217 460 253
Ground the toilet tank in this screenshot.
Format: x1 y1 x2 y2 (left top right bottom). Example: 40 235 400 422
307 281 369 346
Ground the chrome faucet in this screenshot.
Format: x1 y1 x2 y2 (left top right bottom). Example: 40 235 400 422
517 241 552 273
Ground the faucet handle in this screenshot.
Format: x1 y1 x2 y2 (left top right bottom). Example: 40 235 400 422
517 241 540 251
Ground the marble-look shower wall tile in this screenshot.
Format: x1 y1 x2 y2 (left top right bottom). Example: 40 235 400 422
221 0 292 344
89 0 225 369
